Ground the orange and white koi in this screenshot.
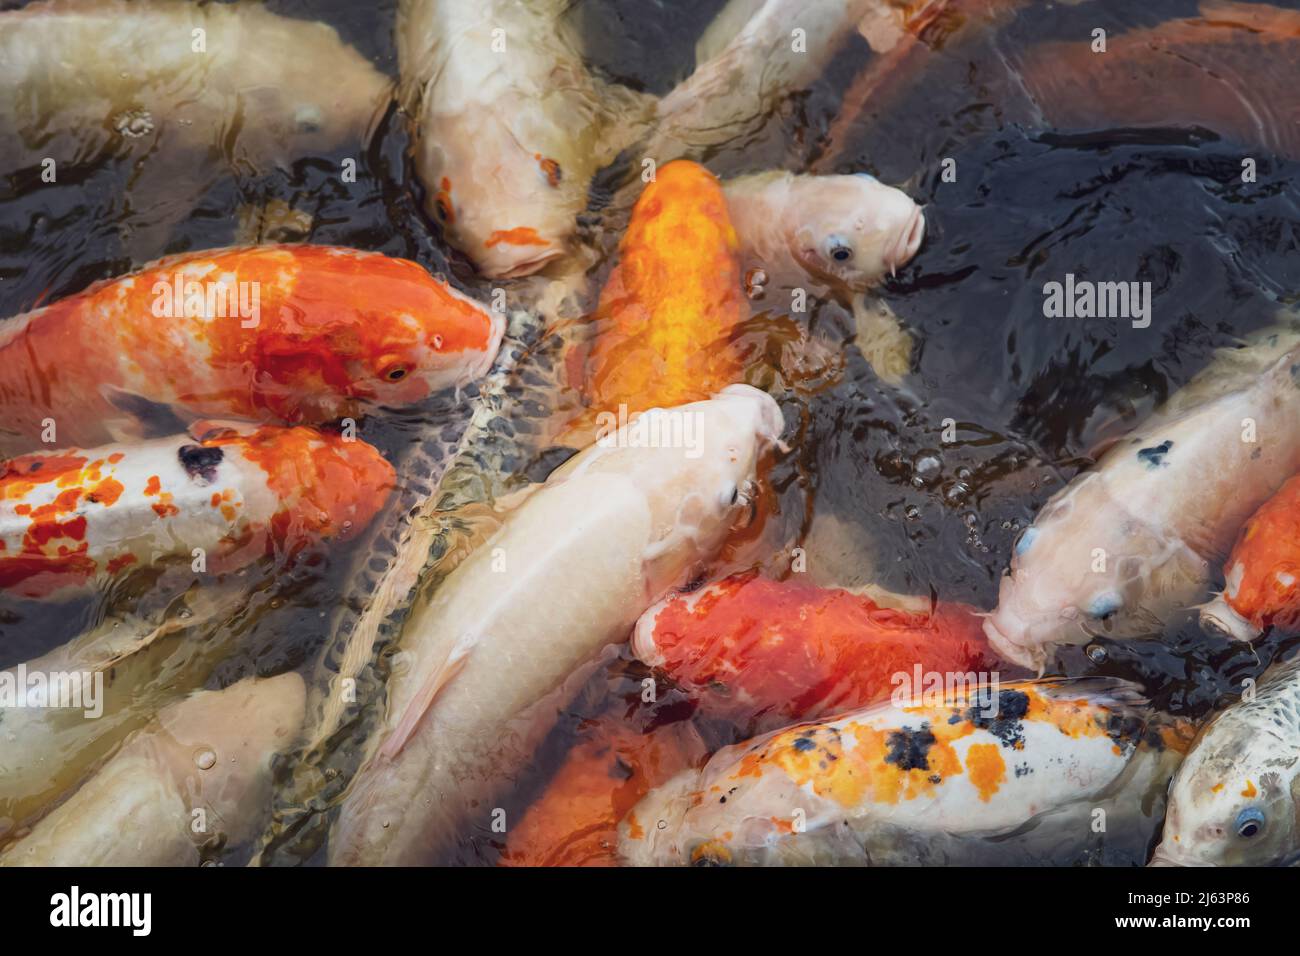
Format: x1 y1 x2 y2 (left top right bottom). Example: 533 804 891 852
0 425 394 600
634 572 1007 731
0 245 503 454
1200 475 1300 642
581 161 747 420
620 678 1192 866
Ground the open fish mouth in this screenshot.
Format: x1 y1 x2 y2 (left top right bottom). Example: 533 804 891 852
981 615 1047 674
885 205 926 274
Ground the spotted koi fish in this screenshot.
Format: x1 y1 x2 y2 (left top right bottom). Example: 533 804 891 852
619 678 1192 866
1200 474 1300 642
0 245 503 454
634 571 1006 731
985 328 1300 671
0 424 394 600
581 161 747 420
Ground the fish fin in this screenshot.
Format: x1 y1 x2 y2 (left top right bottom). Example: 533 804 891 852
379 632 478 762
852 296 913 387
1023 675 1152 711
188 418 262 441
843 583 933 614
100 385 190 441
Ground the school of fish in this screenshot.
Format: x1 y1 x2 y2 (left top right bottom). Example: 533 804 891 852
1 0 1298 873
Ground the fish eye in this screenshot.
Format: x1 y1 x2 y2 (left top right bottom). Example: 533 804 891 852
1087 591 1123 619
294 105 324 134
826 235 854 262
1235 806 1266 838
721 484 739 507
435 198 451 221
383 365 409 382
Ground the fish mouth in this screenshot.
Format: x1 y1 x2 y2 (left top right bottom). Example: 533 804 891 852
982 615 1047 674
1198 595 1260 643
1147 848 1184 867
484 246 567 280
885 205 926 275
631 601 668 667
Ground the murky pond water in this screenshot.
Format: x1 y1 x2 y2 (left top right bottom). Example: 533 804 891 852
2 0 1299 866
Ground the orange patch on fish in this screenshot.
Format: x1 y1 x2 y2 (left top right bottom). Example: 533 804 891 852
582 160 746 417
485 227 550 248
965 743 1006 802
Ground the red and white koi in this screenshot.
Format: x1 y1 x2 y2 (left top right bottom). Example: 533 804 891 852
0 424 395 600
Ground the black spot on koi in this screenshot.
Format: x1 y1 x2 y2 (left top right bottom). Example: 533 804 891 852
885 725 936 771
966 689 1030 750
1136 440 1173 469
178 444 224 484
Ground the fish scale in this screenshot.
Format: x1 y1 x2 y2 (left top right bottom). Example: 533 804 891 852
253 304 587 864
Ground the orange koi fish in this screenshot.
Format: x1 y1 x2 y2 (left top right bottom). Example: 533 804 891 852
582 160 747 418
634 572 1007 730
0 424 394 600
1200 474 1300 641
0 245 503 454
501 715 707 867
620 678 1192 866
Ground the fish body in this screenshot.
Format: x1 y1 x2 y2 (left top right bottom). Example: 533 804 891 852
0 425 394 600
0 673 305 866
0 580 257 838
501 715 707 867
985 337 1300 671
651 0 904 159
1017 1 1300 161
1201 475 1300 642
1152 656 1300 867
329 385 784 865
620 678 1190 866
634 572 1003 730
584 161 746 418
723 171 925 296
0 245 502 454
397 0 653 277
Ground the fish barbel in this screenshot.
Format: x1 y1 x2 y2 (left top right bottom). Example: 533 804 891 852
620 677 1192 866
634 571 1004 731
985 324 1300 671
1151 655 1300 867
328 385 784 864
0 673 305 866
0 245 503 454
0 425 394 601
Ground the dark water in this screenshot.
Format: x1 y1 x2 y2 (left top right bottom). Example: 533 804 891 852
3 0 1300 865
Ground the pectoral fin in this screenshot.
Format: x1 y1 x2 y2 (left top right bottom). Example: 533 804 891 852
100 385 190 441
379 632 478 761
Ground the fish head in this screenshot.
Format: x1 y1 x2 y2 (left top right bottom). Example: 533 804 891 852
982 477 1190 671
787 174 924 292
233 426 396 544
415 115 582 279
1152 721 1299 867
353 278 504 404
587 385 783 597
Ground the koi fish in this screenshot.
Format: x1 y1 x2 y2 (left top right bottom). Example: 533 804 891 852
634 572 1005 731
1200 475 1300 642
582 161 747 419
0 673 305 866
397 0 654 278
0 579 258 837
0 0 390 254
724 171 926 297
0 245 502 454
985 329 1300 672
500 714 707 867
1151 655 1300 867
0 424 394 600
1016 2 1300 161
620 678 1192 866
329 385 784 865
